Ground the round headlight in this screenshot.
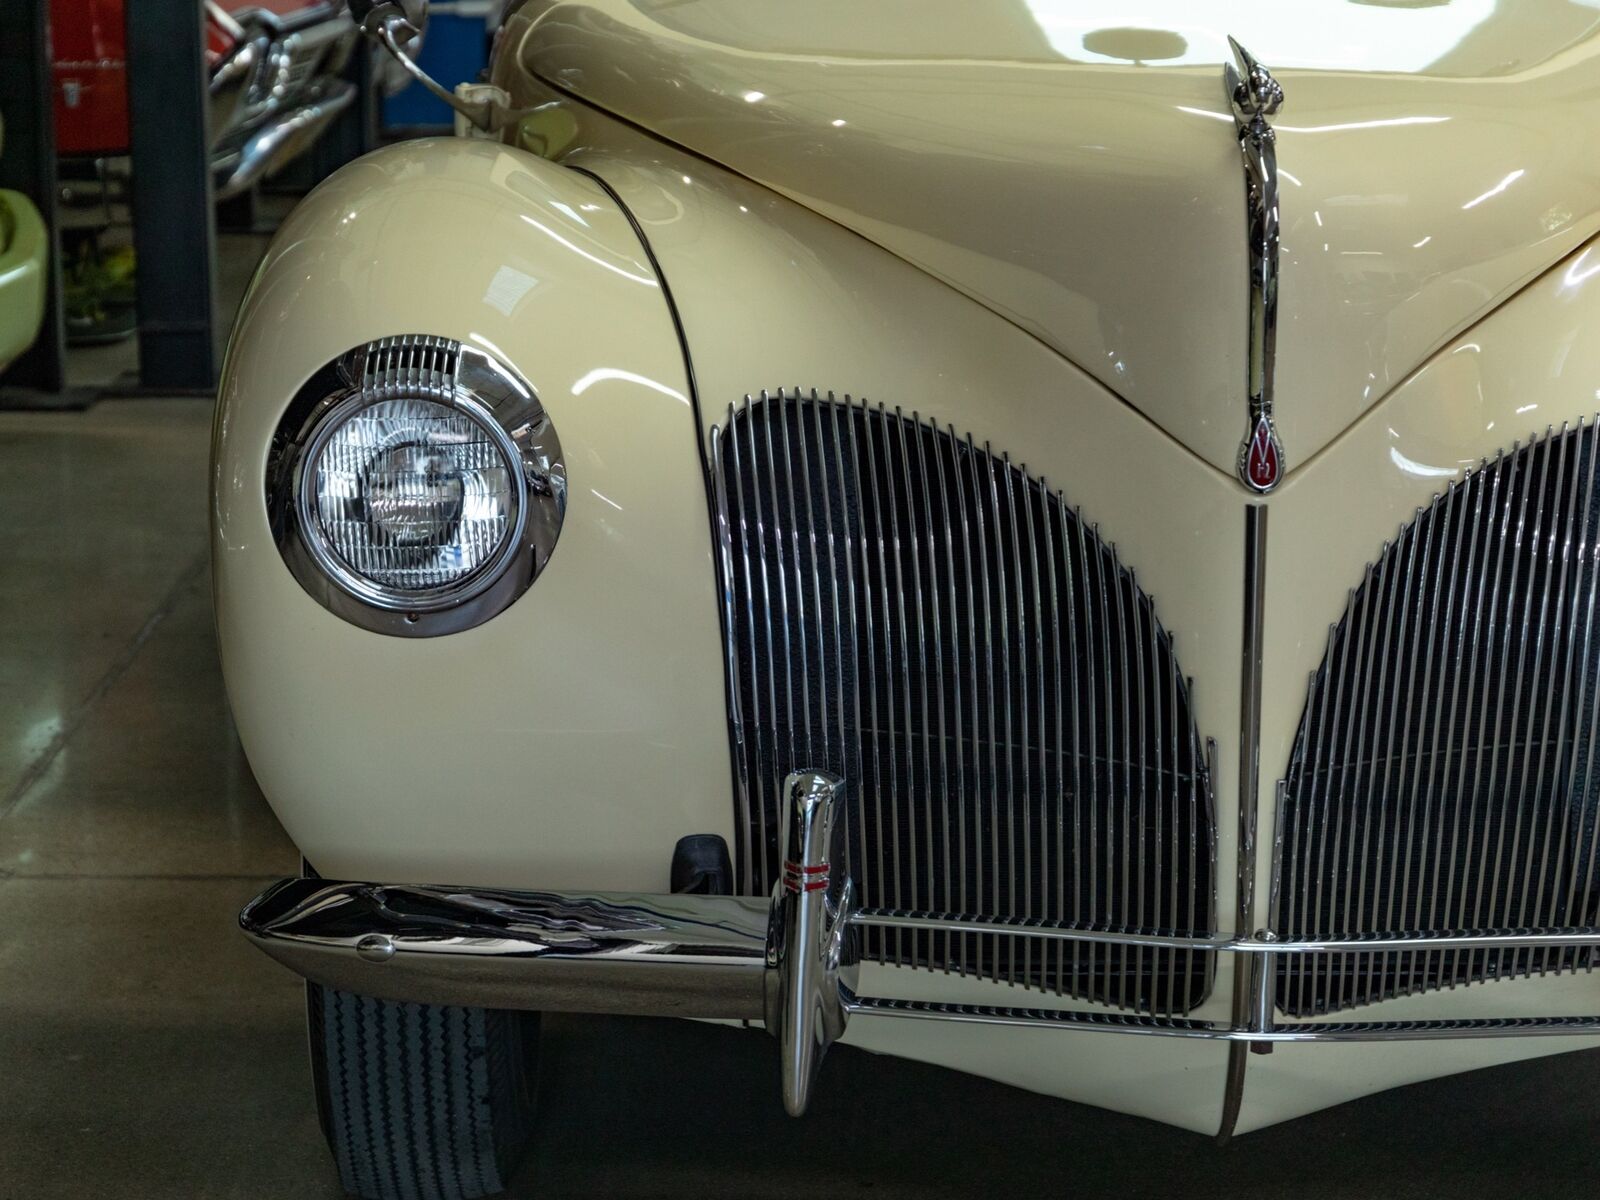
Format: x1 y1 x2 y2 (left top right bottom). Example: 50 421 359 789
303 394 516 600
269 337 564 636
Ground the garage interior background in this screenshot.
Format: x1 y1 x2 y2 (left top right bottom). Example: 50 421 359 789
1 2 1600 1197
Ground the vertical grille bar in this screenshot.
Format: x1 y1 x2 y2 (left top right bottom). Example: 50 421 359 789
1527 430 1583 953
915 417 954 970
1278 422 1600 1014
1437 458 1500 993
710 408 751 893
1088 531 1113 1011
946 423 976 973
1552 422 1600 964
713 392 1215 1013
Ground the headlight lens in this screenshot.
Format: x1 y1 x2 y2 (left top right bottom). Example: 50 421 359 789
269 336 565 637
309 397 514 593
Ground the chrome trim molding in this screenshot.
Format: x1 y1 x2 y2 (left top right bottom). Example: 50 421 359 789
844 995 1600 1043
846 912 1600 1044
849 908 1600 956
1234 506 1270 951
266 335 566 637
1221 502 1269 1140
1224 38 1286 494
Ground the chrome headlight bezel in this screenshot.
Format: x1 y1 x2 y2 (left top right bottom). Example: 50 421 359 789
267 336 565 637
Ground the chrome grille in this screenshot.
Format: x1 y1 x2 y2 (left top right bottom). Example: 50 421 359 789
711 390 1215 1014
1276 421 1600 1015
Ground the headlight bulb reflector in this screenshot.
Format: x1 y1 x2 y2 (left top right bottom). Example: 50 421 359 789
308 397 514 593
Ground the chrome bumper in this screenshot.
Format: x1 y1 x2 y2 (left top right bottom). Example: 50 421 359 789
241 883 773 1018
244 771 855 1116
242 771 1600 1117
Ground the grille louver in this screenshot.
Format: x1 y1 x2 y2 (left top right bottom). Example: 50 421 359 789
711 390 1215 1015
1276 421 1600 1016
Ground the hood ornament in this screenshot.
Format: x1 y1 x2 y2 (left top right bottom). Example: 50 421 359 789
1223 37 1285 494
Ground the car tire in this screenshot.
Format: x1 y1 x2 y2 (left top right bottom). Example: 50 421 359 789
307 984 539 1200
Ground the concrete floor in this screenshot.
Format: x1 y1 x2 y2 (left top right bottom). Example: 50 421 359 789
2 292 1600 1200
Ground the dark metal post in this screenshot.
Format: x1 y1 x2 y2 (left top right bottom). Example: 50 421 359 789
0 0 68 394
125 0 219 392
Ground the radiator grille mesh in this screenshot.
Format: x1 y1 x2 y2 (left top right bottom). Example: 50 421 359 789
711 390 1215 1014
1276 421 1600 1015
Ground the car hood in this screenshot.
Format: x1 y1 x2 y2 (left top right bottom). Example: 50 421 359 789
513 0 1600 476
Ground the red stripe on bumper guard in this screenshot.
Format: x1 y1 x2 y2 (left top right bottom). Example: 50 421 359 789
783 860 830 893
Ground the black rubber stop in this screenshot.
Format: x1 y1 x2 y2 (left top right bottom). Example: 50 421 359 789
671 834 734 895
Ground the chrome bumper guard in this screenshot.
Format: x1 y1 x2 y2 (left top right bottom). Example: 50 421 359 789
241 772 1600 1116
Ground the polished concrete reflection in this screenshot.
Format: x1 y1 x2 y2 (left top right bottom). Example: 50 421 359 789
2 398 1600 1198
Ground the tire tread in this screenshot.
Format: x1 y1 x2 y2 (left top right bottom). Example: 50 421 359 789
310 986 535 1200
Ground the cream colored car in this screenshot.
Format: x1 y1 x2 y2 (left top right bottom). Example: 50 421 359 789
219 2 1600 1196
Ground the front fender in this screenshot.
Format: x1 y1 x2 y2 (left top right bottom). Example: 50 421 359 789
212 138 729 890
